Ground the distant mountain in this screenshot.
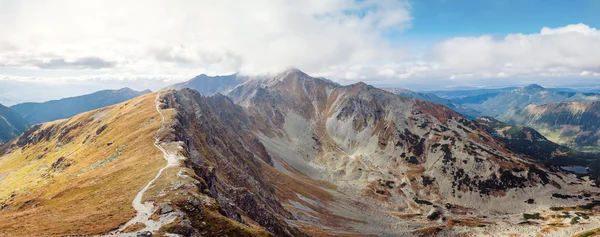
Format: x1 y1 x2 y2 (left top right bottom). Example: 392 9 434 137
11 88 150 124
382 87 480 118
164 73 248 95
476 116 600 184
442 84 600 117
428 87 517 100
0 104 29 144
428 85 583 100
475 116 599 165
499 101 600 151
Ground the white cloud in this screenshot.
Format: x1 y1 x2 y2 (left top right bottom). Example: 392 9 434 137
263 23 600 85
424 23 600 79
0 0 599 93
0 0 411 80
325 23 600 87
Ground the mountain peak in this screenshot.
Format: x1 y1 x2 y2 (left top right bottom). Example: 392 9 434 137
524 84 545 90
280 68 308 77
116 87 135 92
352 81 369 88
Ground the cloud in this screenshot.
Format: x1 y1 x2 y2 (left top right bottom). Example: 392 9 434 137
34 57 115 69
0 0 598 88
424 23 600 79
0 0 411 78
324 23 600 85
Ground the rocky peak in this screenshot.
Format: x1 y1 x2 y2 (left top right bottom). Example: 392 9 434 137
280 67 307 77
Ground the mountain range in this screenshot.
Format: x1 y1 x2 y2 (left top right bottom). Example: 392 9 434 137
0 104 28 145
499 101 600 152
10 88 151 125
428 84 600 117
164 73 248 95
475 116 600 172
382 87 481 118
0 69 598 236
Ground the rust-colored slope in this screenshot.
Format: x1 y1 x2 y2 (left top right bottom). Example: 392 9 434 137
0 93 166 236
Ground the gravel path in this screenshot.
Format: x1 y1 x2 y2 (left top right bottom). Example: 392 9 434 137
109 93 182 236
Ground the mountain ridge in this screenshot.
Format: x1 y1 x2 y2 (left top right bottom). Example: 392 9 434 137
423 84 600 118
0 103 29 145
11 88 151 124
499 101 600 151
382 87 481 118
164 73 248 96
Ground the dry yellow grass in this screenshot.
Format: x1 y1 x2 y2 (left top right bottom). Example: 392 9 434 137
0 93 168 236
572 227 600 237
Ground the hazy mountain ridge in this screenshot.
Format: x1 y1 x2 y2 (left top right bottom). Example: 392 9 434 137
11 88 151 124
0 104 29 145
164 73 248 95
475 116 600 184
382 87 481 118
499 101 600 151
475 117 599 164
428 84 600 118
467 85 600 117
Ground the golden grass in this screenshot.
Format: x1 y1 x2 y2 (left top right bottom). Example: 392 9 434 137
158 200 272 237
413 226 445 237
0 93 168 236
573 228 600 237
123 222 146 232
299 224 377 237
446 217 491 228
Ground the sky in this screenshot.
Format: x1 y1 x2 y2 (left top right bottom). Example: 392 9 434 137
1 0 599 104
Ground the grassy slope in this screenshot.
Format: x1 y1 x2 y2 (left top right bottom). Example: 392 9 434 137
0 93 166 236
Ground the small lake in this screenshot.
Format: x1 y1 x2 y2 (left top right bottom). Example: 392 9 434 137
560 166 589 174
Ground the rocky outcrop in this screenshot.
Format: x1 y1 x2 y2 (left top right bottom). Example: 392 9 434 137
156 89 305 236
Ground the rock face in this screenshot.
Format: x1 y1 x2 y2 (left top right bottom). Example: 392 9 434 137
161 90 306 236
0 103 29 145
0 70 598 236
11 87 150 124
226 69 597 235
499 101 600 150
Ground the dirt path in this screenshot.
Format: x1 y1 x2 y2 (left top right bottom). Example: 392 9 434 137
110 92 182 236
